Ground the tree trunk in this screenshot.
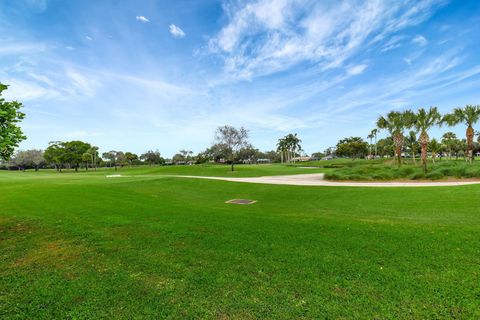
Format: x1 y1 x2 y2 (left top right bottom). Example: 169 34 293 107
393 133 404 167
419 131 429 173
467 126 474 163
231 162 234 172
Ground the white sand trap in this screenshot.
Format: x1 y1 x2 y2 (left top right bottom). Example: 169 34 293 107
106 174 123 178
170 173 480 187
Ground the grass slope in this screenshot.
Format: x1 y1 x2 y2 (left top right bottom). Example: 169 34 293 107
1 165 479 318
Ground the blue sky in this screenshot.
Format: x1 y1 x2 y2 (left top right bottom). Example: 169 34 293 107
1 0 480 156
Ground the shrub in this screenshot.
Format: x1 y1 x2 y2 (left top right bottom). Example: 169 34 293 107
410 172 426 180
426 171 444 180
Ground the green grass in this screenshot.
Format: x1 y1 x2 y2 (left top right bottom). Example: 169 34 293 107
1 165 480 318
322 159 480 181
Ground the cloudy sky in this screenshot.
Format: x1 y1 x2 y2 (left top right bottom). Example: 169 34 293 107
1 0 480 156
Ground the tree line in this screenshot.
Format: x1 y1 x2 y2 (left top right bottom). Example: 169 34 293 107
331 105 480 172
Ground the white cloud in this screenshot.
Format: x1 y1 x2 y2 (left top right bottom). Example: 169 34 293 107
65 46 75 50
169 24 185 38
0 42 46 55
85 35 93 41
347 64 368 75
2 79 59 101
136 16 150 23
209 0 446 80
66 69 100 96
412 34 428 45
404 58 412 65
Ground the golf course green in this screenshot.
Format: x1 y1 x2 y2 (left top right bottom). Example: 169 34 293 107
1 164 479 318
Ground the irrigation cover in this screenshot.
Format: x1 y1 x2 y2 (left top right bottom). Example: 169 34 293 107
225 199 257 205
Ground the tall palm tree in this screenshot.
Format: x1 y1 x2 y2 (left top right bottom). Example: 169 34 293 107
370 128 378 158
443 105 480 163
405 130 418 165
413 107 442 172
428 138 441 164
441 132 457 160
283 133 302 163
367 132 374 159
376 110 416 167
276 138 287 163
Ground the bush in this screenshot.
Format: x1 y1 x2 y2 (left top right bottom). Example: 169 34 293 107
426 171 444 180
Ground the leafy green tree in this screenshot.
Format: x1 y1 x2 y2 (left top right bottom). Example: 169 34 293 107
335 137 368 159
376 110 416 167
428 138 441 164
413 107 442 172
443 105 480 163
442 132 457 160
10 149 45 171
214 125 249 171
376 137 394 158
125 152 138 166
140 150 163 166
62 141 91 171
102 151 119 170
0 83 26 160
405 131 419 164
276 138 287 163
44 141 65 171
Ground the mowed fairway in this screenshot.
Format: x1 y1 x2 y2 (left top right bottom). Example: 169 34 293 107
1 165 479 318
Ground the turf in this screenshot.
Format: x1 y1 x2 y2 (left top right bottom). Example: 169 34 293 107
1 165 479 318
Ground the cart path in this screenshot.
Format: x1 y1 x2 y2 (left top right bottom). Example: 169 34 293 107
170 173 480 187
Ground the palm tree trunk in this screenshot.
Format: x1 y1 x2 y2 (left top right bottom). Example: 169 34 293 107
467 126 474 163
393 133 403 167
419 132 429 173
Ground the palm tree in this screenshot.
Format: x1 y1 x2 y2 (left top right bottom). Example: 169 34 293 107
370 128 378 158
413 107 442 172
405 130 419 165
276 138 287 163
281 133 302 163
429 138 441 164
443 105 480 163
376 110 416 167
441 132 457 160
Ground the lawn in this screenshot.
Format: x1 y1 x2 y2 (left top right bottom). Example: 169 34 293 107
1 165 479 318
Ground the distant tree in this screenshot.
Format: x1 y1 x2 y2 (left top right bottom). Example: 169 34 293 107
63 141 91 171
369 128 378 158
102 151 119 170
84 146 99 171
276 133 302 163
237 144 259 163
0 83 26 161
10 150 28 171
44 141 65 171
428 138 441 164
214 125 249 171
413 107 442 172
125 152 138 166
335 137 368 159
405 131 419 164
443 105 480 163
172 153 185 164
140 150 163 166
376 137 394 158
179 150 193 163
441 132 457 160
310 152 325 159
376 110 416 167
276 138 287 163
